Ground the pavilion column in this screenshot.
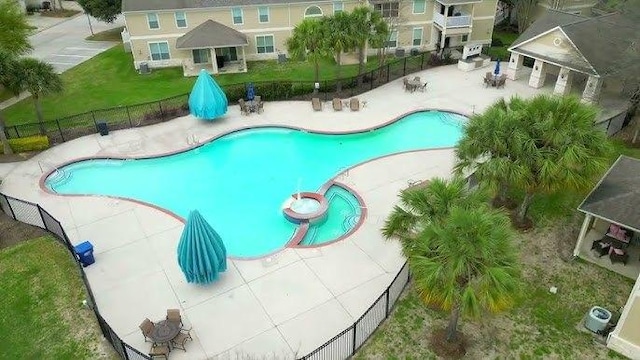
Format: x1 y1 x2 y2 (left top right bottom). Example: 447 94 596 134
210 48 218 74
581 75 603 104
528 59 548 88
506 52 525 80
573 214 594 257
553 67 572 95
241 46 247 72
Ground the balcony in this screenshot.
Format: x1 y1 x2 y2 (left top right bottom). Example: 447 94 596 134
433 11 472 28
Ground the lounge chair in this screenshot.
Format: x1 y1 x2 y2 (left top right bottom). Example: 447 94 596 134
149 344 170 359
166 309 183 327
139 318 155 342
238 99 249 115
312 97 322 111
349 98 360 112
332 98 343 111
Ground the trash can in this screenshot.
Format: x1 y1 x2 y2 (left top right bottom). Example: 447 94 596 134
584 306 611 333
74 241 95 267
96 122 109 136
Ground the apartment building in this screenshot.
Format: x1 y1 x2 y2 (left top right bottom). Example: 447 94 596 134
121 0 499 76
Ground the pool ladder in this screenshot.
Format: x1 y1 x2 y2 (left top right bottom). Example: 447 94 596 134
39 161 71 186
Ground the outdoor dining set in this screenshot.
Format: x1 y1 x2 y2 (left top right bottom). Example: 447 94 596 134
591 224 635 265
238 96 264 115
483 71 507 88
403 76 428 93
139 309 194 359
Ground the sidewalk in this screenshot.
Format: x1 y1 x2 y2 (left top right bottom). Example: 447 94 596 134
26 0 84 33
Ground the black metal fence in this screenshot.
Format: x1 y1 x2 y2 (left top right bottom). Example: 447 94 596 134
4 52 449 144
0 190 411 360
0 192 152 360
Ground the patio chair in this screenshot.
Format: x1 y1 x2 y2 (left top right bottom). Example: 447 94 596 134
332 98 343 111
238 99 249 115
312 97 322 111
349 98 360 112
256 100 264 114
171 330 193 351
254 95 261 104
418 82 428 92
403 77 411 92
495 74 507 89
483 72 493 88
591 238 611 257
166 309 183 327
149 344 170 359
413 76 421 82
139 318 155 342
609 248 629 265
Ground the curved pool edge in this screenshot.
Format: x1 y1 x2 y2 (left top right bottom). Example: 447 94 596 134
38 107 469 190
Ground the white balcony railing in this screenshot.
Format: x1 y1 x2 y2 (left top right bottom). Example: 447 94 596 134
433 11 472 28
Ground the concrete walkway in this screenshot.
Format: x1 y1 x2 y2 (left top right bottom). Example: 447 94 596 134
0 65 547 359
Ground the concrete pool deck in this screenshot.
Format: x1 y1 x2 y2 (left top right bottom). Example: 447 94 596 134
0 64 547 359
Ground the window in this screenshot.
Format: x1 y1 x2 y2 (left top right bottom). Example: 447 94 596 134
386 31 398 48
258 6 269 23
175 11 187 28
374 2 399 18
149 42 170 60
192 49 210 64
256 35 274 54
462 34 468 42
232 7 243 25
333 2 343 14
304 6 323 18
413 0 425 14
147 13 159 29
412 28 422 46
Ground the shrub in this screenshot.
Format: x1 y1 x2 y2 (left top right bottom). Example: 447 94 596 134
491 38 504 47
0 136 50 154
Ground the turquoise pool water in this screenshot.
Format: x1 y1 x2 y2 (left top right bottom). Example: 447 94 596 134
46 111 465 257
300 185 362 246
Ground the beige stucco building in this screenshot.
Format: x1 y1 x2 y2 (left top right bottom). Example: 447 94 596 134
120 0 499 76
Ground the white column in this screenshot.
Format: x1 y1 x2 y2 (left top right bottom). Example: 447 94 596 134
210 48 218 74
241 46 247 72
528 59 548 88
573 214 593 257
581 75 603 104
506 52 525 80
553 67 572 95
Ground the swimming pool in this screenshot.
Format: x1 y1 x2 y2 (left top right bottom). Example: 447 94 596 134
45 111 465 258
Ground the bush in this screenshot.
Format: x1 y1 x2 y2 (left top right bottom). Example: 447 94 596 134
0 136 50 154
491 38 504 47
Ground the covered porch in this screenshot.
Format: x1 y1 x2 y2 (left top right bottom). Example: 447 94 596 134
176 20 248 77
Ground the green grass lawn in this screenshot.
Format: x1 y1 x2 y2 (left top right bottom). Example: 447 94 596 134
2 45 382 126
0 236 110 359
487 29 520 61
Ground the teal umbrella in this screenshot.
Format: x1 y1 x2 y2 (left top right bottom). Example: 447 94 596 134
177 210 227 284
188 69 228 120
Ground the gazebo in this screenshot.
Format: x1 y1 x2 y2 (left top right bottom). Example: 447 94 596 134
572 155 640 359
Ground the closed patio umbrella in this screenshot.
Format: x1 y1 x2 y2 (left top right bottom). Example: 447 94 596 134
494 59 501 75
188 69 228 121
246 82 255 101
177 210 227 284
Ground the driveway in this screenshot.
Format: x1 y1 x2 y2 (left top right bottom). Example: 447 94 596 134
29 12 125 73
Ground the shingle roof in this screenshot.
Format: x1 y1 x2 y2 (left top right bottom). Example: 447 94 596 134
509 10 640 77
175 20 248 48
122 0 325 12
578 156 640 232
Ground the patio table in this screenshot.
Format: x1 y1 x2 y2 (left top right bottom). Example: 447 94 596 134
150 320 180 346
246 100 259 113
406 80 421 92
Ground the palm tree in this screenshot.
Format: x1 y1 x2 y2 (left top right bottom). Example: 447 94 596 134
15 58 64 135
0 0 34 55
350 6 388 80
383 178 520 345
325 11 356 92
0 51 21 154
285 18 330 83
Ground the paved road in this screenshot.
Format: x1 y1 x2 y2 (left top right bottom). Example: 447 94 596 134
29 13 125 73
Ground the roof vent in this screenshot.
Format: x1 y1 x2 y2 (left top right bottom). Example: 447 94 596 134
553 37 563 47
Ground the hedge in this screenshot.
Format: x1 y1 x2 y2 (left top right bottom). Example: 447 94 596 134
0 136 50 154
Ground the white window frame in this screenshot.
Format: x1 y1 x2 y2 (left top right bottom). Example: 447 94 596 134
148 41 170 60
386 30 398 48
304 5 324 18
258 6 270 23
192 49 210 64
333 2 344 14
412 27 423 46
412 0 426 14
174 11 187 28
374 2 399 18
147 13 159 30
255 34 275 54
231 7 244 25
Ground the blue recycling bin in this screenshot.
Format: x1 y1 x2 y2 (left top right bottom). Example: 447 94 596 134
74 241 95 267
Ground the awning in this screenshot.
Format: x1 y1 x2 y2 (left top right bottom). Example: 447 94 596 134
176 20 248 49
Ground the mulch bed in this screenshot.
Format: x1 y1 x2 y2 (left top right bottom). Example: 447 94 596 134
0 212 49 250
429 328 467 359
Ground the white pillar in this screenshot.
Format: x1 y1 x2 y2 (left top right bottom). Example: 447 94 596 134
241 46 247 72
528 59 548 88
506 52 525 80
553 67 572 95
581 75 603 104
573 214 594 257
211 48 218 74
